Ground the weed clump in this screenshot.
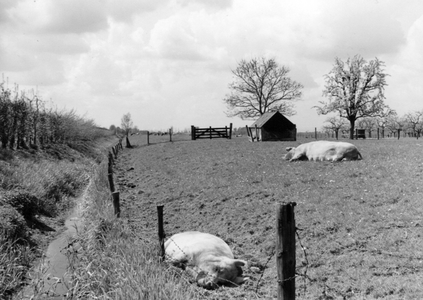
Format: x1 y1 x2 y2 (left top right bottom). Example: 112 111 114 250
1 191 51 219
0 202 29 243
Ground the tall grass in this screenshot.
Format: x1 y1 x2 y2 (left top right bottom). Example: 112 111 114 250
0 94 113 299
0 242 33 299
1 158 91 210
0 158 93 299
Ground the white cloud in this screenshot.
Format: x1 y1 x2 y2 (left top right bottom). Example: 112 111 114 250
384 14 423 114
107 0 169 23
2 0 423 131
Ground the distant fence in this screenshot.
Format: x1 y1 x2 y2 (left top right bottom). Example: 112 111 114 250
146 129 173 145
191 123 232 140
298 128 420 140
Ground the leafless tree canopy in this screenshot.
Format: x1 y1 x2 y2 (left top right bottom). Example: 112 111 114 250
404 110 423 138
315 55 390 139
224 57 303 119
324 116 348 131
121 113 133 136
323 116 349 139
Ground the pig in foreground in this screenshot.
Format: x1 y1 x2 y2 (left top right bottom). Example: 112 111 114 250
165 231 248 289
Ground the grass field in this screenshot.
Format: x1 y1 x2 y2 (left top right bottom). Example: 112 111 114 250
71 134 423 299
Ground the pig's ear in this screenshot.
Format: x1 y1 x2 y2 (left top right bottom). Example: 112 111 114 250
286 147 294 152
234 259 247 267
233 259 247 276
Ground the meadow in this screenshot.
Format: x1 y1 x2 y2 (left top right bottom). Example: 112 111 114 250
68 133 423 299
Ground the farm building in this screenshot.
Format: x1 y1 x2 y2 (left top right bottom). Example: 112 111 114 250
247 111 296 141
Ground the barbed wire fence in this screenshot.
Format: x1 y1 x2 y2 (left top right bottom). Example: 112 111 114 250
155 202 338 300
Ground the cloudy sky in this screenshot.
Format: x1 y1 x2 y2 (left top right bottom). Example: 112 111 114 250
1 0 423 132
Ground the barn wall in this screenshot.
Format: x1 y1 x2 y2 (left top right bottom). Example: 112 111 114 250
248 112 297 141
261 127 296 141
261 116 296 141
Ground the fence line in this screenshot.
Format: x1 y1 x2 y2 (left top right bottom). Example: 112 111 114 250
297 127 421 140
146 129 173 145
107 137 123 218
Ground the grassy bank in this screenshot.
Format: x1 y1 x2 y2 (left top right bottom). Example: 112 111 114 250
0 135 114 299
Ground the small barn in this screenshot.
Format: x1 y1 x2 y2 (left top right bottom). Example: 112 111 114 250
247 111 296 141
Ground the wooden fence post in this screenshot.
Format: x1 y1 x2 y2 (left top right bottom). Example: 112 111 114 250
169 128 172 142
112 146 117 159
277 202 296 300
157 205 165 261
315 127 317 140
108 152 114 169
229 123 233 139
191 126 196 140
245 125 250 140
147 131 150 145
108 173 115 193
112 192 120 218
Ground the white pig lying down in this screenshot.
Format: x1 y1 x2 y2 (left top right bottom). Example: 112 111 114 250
165 231 248 289
283 140 363 162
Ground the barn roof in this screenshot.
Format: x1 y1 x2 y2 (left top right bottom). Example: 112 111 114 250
250 111 294 128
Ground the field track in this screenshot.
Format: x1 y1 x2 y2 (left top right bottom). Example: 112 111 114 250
114 134 423 299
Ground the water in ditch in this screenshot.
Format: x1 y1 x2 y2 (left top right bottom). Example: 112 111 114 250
20 209 81 299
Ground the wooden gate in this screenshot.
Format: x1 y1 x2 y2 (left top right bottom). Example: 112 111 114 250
191 124 232 140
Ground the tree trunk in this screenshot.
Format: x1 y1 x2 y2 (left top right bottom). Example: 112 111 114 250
349 119 355 140
125 134 132 148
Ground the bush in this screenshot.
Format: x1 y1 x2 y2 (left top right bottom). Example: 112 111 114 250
0 203 29 243
1 191 47 220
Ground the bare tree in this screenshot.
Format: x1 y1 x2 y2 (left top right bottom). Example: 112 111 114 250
404 110 423 139
315 55 389 139
375 107 397 138
121 113 133 148
386 114 406 138
357 117 377 138
323 116 348 139
121 113 133 135
224 57 303 119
